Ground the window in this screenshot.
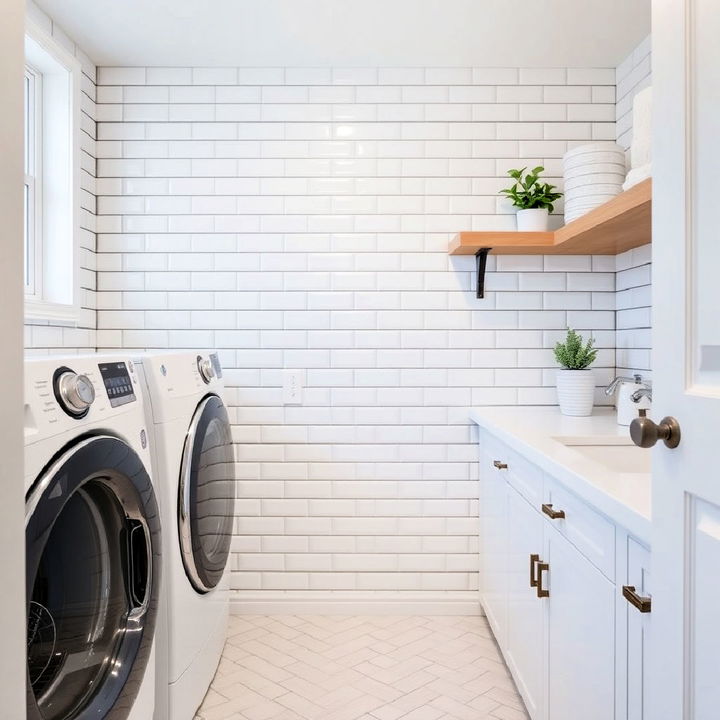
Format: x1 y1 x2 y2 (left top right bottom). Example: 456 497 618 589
24 24 81 323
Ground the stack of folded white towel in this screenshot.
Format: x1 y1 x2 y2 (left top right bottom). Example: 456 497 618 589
623 86 652 190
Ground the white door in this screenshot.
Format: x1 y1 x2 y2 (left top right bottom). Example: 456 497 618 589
505 488 545 720
650 0 720 717
545 527 615 720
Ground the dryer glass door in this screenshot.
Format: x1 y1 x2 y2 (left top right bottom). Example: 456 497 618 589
25 435 160 720
178 394 235 593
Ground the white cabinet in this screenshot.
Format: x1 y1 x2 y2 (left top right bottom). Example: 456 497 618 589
477 430 650 720
506 488 545 720
545 526 615 720
478 439 508 645
624 538 652 720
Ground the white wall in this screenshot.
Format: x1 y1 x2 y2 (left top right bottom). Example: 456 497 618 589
94 65 620 608
24 1 97 354
615 36 652 380
0 0 30 713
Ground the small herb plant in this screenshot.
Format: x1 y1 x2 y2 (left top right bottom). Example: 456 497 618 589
500 166 563 212
554 329 598 370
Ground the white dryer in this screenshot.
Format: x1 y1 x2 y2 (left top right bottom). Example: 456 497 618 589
135 352 234 720
24 355 160 720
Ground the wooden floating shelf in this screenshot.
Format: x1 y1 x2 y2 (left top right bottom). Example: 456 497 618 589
449 178 652 256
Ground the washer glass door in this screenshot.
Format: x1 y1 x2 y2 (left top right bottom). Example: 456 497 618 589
178 394 235 593
26 435 160 720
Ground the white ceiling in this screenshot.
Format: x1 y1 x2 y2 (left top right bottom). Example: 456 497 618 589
33 0 651 68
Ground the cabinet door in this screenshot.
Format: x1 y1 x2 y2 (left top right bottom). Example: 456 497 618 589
546 527 616 720
479 446 508 645
505 487 545 720
626 539 651 720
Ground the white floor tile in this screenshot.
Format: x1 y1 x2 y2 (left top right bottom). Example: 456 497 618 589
196 616 529 720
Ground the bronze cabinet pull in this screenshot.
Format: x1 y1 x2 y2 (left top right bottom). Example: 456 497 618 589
536 562 550 598
493 460 508 470
622 585 652 613
541 503 566 520
529 553 540 587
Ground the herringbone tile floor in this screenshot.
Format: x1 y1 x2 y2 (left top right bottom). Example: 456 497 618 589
195 615 529 720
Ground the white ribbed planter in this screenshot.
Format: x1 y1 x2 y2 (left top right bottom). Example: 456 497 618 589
556 370 596 416
516 208 549 231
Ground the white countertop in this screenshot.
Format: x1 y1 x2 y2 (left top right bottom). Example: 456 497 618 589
470 406 652 543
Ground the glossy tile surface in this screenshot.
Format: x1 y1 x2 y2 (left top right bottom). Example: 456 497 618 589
195 615 528 720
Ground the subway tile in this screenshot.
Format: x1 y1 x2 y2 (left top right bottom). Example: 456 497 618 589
98 67 146 85
192 67 237 85
146 67 192 85
86 58 646 597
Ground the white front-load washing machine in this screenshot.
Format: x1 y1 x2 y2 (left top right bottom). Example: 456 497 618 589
135 351 234 720
24 355 160 720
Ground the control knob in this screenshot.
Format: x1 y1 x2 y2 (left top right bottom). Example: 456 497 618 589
57 371 95 416
197 356 215 384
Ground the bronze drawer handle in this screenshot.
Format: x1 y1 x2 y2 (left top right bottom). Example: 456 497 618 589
493 460 508 470
536 562 550 598
542 503 566 520
623 585 652 613
529 553 539 588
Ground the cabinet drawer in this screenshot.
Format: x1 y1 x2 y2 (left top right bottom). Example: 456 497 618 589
543 477 616 581
480 432 544 507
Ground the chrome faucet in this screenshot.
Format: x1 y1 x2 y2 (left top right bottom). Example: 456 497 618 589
630 385 652 403
605 373 642 396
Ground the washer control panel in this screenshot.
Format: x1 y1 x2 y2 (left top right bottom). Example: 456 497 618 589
98 361 137 407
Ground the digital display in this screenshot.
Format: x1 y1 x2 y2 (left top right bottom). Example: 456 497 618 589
98 362 136 408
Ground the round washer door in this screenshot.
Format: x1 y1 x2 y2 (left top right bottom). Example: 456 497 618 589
25 435 161 720
178 394 235 593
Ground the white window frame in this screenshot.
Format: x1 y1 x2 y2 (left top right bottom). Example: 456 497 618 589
24 21 81 325
24 65 42 297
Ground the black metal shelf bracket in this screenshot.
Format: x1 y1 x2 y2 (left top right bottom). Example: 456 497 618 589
475 248 492 298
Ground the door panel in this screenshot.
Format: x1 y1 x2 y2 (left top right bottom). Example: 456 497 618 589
479 441 508 644
652 0 720 716
506 487 545 720
178 394 235 593
691 0 720 390
626 538 651 720
546 527 615 720
687 497 720 717
25 435 160 720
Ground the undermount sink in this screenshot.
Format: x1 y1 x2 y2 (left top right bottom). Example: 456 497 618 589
552 435 651 474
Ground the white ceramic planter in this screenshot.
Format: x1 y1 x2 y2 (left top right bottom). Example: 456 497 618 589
516 208 550 231
556 369 596 416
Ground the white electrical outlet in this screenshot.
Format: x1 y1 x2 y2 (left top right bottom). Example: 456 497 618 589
282 369 305 405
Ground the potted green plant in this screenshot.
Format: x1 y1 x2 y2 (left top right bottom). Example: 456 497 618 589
500 166 563 231
553 329 598 416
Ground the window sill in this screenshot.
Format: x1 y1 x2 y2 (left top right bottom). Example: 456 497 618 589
25 299 79 326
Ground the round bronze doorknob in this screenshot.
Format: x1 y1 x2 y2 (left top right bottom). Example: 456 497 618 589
630 414 681 449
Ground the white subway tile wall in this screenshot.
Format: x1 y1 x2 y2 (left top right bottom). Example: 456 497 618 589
24 1 97 354
615 36 652 380
616 35 652 151
94 65 622 604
